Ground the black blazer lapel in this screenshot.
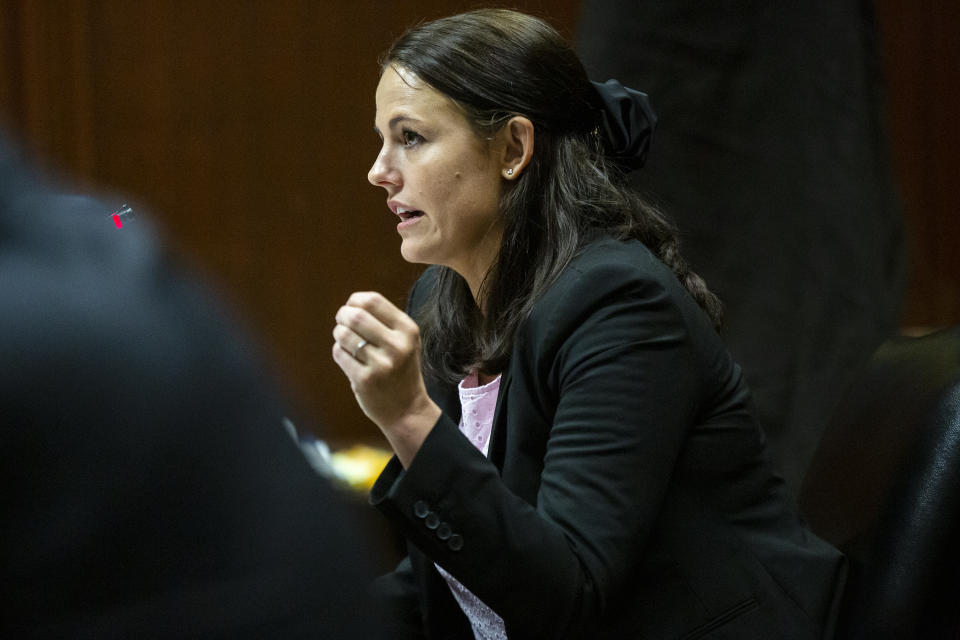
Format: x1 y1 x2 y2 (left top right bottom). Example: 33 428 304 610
487 367 512 470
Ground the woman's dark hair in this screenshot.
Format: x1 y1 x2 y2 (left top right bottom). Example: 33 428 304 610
384 9 722 384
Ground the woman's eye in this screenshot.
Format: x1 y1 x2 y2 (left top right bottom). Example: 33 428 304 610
401 129 424 148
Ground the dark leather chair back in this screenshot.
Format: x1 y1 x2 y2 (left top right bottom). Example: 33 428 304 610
800 326 960 638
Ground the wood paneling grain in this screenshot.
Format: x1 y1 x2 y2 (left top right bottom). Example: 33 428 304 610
875 0 960 326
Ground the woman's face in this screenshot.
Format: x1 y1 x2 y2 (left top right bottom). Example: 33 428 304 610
368 66 506 293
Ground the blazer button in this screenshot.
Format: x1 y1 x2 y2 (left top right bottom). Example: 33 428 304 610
436 522 452 540
425 512 440 530
447 534 464 551
413 500 430 519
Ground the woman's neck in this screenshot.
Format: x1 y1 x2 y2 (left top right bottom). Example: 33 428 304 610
452 227 502 307
476 371 499 385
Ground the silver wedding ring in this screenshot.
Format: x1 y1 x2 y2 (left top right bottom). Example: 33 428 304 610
352 339 368 359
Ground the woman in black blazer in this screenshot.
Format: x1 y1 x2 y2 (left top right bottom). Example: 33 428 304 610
332 9 845 639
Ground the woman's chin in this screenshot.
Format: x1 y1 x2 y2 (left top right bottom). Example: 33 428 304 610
399 243 430 265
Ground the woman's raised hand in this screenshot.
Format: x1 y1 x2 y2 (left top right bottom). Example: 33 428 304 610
332 291 441 467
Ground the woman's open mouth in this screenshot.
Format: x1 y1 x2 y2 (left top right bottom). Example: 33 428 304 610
396 207 424 230
397 207 424 221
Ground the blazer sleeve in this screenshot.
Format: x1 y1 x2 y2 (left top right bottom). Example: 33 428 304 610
371 255 709 638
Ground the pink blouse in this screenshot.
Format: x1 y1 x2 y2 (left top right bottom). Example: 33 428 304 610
434 371 507 639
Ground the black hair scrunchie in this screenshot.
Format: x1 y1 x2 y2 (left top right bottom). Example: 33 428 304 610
590 79 657 171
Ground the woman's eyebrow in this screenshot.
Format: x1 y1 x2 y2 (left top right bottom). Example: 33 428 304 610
374 115 423 138
393 114 424 131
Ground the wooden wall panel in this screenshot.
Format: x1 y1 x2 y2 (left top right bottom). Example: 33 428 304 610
0 1 580 444
875 0 960 326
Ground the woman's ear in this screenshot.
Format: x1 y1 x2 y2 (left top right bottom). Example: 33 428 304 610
500 116 534 180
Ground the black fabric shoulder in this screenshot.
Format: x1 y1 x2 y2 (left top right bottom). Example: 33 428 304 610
515 237 725 386
539 238 679 311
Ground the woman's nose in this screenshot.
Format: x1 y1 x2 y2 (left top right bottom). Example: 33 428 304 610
367 148 397 188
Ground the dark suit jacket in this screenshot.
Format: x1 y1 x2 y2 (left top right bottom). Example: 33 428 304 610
0 137 378 638
370 237 845 639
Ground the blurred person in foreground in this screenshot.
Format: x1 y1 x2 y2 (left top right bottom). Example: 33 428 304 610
0 133 378 638
331 9 846 640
